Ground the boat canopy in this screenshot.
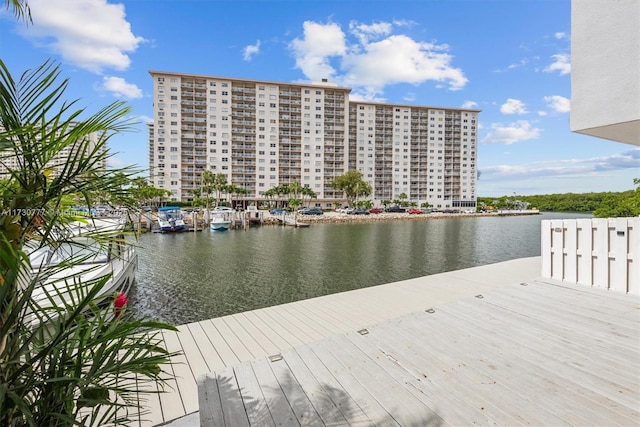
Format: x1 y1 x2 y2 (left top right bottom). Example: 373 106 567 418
158 206 181 211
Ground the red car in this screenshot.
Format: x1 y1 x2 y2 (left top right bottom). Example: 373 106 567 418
368 208 383 214
408 208 423 214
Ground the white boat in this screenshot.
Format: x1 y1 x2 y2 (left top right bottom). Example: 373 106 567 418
156 206 185 232
209 213 231 231
26 218 137 327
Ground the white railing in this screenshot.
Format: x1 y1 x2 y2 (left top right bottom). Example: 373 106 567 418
541 218 639 295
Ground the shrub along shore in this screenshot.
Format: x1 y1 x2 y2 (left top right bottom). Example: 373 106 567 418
262 210 540 225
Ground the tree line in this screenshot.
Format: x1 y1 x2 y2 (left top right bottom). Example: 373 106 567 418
478 179 639 217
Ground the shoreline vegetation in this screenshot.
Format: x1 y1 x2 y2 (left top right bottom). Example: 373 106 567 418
261 210 541 225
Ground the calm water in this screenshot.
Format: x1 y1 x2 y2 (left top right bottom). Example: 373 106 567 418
128 212 591 325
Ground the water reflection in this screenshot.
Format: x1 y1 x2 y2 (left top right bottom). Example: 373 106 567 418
129 212 591 325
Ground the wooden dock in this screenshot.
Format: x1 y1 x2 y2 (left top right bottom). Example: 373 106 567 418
127 257 639 426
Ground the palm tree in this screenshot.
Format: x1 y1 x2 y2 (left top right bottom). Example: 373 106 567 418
211 173 228 207
300 186 317 207
4 0 30 22
0 59 177 426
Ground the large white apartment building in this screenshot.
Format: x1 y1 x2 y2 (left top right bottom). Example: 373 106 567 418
0 125 106 178
148 71 479 210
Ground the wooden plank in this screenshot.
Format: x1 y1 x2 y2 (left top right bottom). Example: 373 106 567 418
308 294 380 326
262 305 324 342
288 298 353 333
329 333 446 426
185 321 226 372
236 310 292 353
220 315 270 359
277 302 336 338
255 307 313 346
471 297 640 399
367 316 532 426
176 324 213 383
485 287 640 365
347 325 489 427
233 363 276 427
251 357 300 426
492 285 640 344
293 344 374 425
197 373 225 427
306 339 401 426
278 348 350 426
268 357 324 426
215 367 251 427
432 300 639 424
162 330 198 415
210 317 256 362
136 375 163 427
198 318 242 367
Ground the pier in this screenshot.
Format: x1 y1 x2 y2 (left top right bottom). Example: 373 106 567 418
127 256 639 426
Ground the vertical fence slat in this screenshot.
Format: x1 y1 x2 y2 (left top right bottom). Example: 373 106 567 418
564 220 578 283
551 220 564 281
628 219 640 295
576 219 593 286
609 218 628 292
592 219 609 290
541 220 552 278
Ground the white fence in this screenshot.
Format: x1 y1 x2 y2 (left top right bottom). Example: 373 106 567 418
541 218 639 295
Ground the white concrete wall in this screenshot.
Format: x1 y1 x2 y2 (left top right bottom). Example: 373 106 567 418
570 0 640 145
541 218 639 294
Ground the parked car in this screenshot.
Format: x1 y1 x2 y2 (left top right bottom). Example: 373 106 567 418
368 208 383 214
408 208 423 214
385 206 406 213
298 208 324 215
336 207 354 214
212 206 235 212
348 208 370 215
269 208 289 215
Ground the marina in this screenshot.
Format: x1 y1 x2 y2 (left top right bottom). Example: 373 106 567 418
129 212 585 325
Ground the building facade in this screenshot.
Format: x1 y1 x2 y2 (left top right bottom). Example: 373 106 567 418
149 71 480 210
570 0 639 146
0 125 106 178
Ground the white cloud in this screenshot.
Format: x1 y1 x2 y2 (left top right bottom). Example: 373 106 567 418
289 20 467 100
136 114 153 124
18 0 145 73
544 53 571 75
481 120 541 144
289 21 347 82
554 32 568 40
462 100 478 109
348 20 392 45
544 95 570 113
481 149 640 181
243 40 261 61
99 76 142 99
500 98 528 115
403 92 416 102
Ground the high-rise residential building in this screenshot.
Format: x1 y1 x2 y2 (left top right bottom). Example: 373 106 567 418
149 71 480 210
0 125 107 178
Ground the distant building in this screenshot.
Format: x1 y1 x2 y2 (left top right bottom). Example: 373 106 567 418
0 125 107 178
148 71 480 209
570 0 639 146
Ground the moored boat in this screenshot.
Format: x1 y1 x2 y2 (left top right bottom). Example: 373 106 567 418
156 206 186 232
209 213 231 231
26 218 137 327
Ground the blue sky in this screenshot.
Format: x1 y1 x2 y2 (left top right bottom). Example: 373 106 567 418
1 0 638 197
